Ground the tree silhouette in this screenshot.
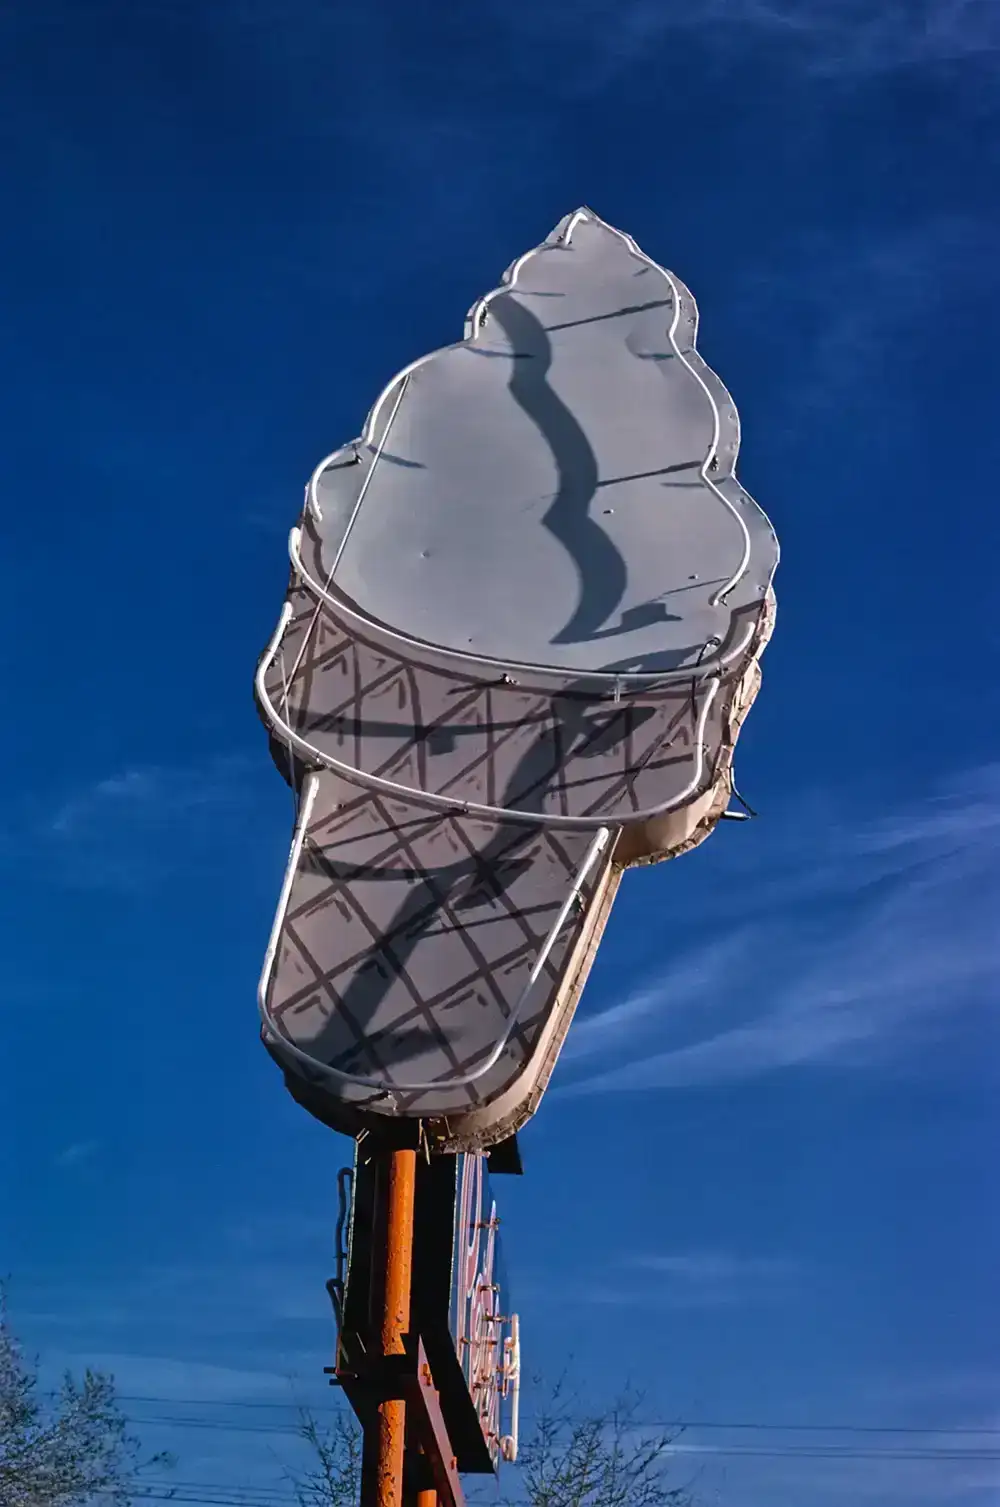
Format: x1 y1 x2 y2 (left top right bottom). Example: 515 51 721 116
0 1291 173 1507
287 1388 693 1507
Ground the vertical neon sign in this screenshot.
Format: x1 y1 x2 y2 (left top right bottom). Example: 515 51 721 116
451 1155 520 1465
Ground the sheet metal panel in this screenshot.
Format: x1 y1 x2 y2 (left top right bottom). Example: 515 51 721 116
258 575 763 825
256 208 778 1147
308 209 776 678
260 771 619 1130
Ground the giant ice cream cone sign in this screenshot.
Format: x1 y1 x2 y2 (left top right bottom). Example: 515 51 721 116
256 209 778 1150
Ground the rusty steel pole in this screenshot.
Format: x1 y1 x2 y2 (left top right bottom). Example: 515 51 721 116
409 1443 438 1507
372 1147 417 1507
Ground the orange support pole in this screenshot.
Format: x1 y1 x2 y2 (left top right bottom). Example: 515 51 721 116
410 1442 438 1507
373 1147 417 1507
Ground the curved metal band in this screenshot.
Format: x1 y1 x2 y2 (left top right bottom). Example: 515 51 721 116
256 601 723 829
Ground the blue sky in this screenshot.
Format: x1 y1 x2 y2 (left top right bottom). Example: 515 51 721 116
2 2 999 1504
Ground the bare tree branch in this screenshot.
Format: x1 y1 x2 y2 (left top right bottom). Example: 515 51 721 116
287 1386 693 1507
0 1289 174 1507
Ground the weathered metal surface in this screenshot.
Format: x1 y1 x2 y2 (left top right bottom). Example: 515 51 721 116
336 1148 517 1479
259 570 766 826
335 1146 469 1505
256 208 778 1147
304 208 776 678
376 1149 416 1507
260 770 620 1130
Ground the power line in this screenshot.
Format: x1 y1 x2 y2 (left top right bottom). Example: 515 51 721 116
127 1413 295 1437
617 1418 1000 1439
80 1438 1000 1507
119 1394 320 1411
115 1421 1000 1464
100 1433 1000 1498
114 1396 1000 1439
135 1489 297 1503
136 1481 298 1495
659 1445 1000 1461
99 1495 296 1507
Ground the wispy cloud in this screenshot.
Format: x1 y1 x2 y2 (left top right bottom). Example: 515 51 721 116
18 1230 338 1365
651 1366 1000 1505
658 1442 1000 1507
53 1351 307 1404
696 0 998 74
29 1346 325 1492
488 0 1000 94
628 1251 796 1282
870 1367 1000 1414
48 760 251 840
725 218 999 429
53 1140 101 1168
561 931 753 1065
558 764 1000 1095
623 1250 798 1308
532 1248 798 1311
25 755 273 889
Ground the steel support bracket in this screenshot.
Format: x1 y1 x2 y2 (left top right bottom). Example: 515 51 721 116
336 1336 466 1507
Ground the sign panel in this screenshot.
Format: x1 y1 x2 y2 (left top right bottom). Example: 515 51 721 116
450 1154 520 1466
257 207 778 1149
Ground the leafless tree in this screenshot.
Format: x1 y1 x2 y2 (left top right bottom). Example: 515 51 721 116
288 1389 693 1507
287 1407 363 1507
0 1291 173 1507
507 1391 692 1507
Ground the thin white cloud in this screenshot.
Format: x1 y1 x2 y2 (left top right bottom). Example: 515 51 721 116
558 765 1000 1095
562 930 753 1062
870 1367 1000 1412
635 1360 1000 1505
689 0 999 74
526 1249 798 1312
655 1445 1000 1506
30 755 272 888
48 758 252 839
487 0 1000 93
55 1352 302 1403
621 1249 800 1309
732 218 999 425
628 1251 796 1282
53 1140 101 1168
